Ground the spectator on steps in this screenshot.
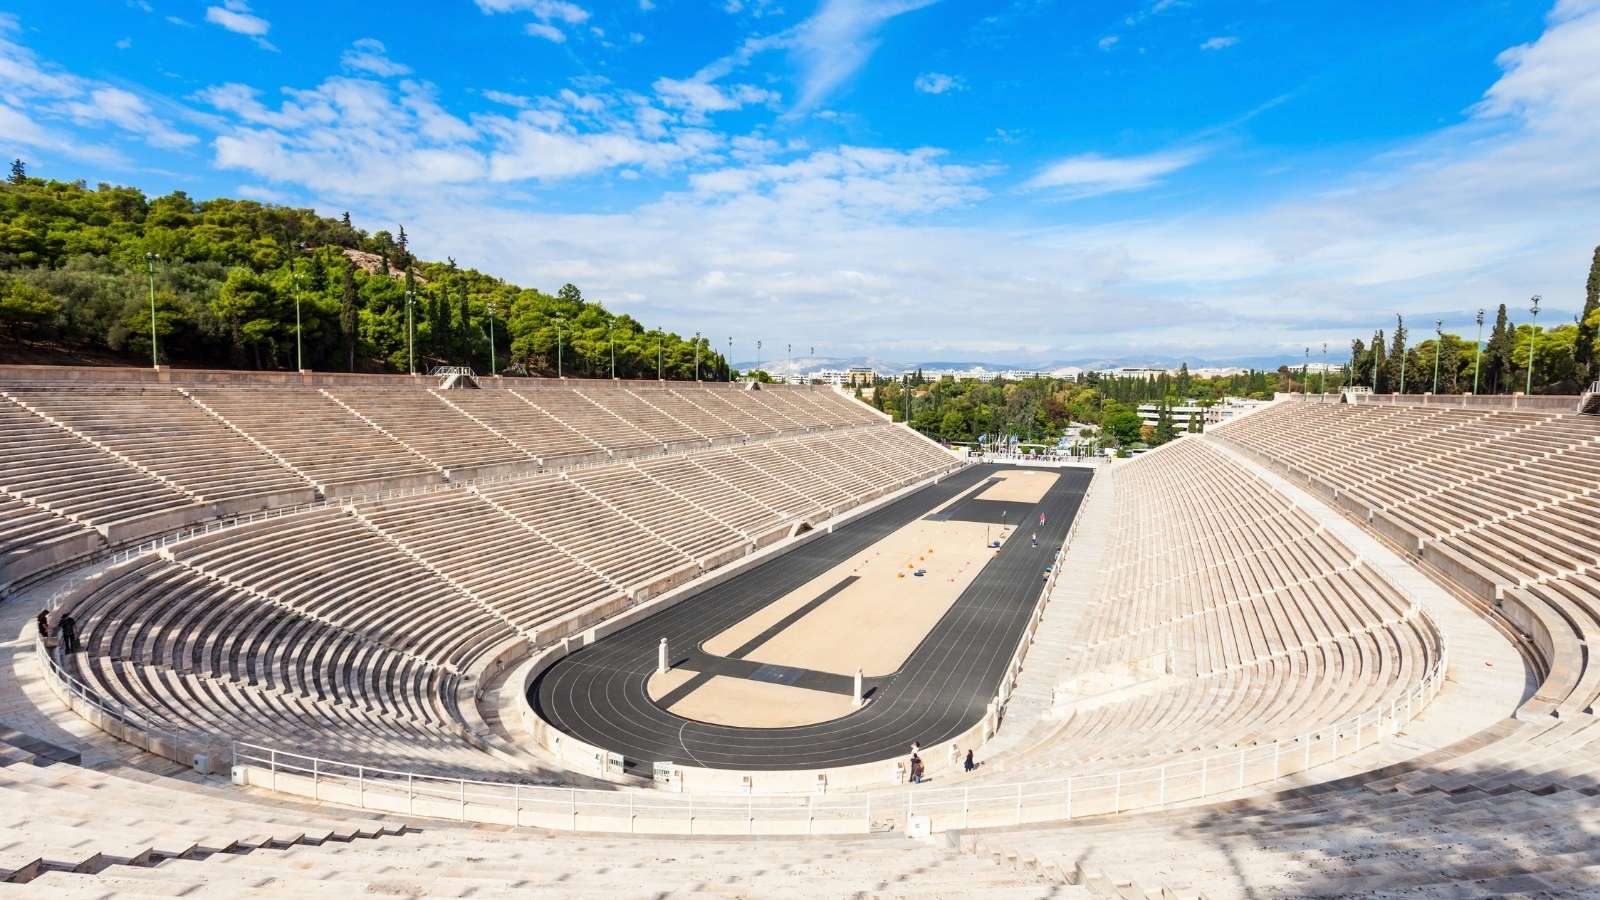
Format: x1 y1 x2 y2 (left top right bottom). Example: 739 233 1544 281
909 753 923 784
964 749 976 773
58 614 80 654
36 608 50 641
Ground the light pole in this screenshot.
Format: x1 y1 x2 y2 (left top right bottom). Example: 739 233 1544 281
291 258 303 372
144 252 160 368
1320 342 1328 397
487 302 497 377
1526 294 1542 395
1440 320 1452 393
694 331 701 381
656 330 663 380
405 289 416 375
1303 347 1309 400
727 337 732 381
1472 309 1485 395
555 316 564 378
787 343 792 383
609 323 616 379
756 340 762 377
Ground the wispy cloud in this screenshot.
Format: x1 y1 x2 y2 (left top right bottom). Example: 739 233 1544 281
1200 36 1238 50
341 38 411 77
204 0 275 50
1023 147 1205 198
477 0 591 43
788 0 938 113
1097 35 1119 51
912 72 964 94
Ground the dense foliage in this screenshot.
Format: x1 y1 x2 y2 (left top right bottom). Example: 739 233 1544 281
0 168 730 378
868 364 1323 449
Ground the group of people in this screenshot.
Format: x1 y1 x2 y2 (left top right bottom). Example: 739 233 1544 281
907 747 978 784
36 608 80 654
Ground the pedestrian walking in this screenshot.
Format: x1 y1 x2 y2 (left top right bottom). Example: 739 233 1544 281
1031 531 1038 548
964 749 976 773
910 753 923 784
58 613 79 654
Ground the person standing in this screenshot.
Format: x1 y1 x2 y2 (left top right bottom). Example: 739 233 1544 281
58 613 80 654
964 749 976 773
36 608 50 641
909 753 922 784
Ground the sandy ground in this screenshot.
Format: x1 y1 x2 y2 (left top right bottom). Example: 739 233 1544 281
646 667 698 699
653 674 860 727
977 469 1059 503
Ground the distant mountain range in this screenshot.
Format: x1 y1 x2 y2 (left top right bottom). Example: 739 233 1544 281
739 353 1322 375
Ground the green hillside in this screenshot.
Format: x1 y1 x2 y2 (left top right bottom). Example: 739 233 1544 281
0 165 728 379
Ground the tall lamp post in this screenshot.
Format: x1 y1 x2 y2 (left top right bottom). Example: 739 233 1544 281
727 337 732 382
405 289 417 375
1303 347 1310 400
609 323 617 380
144 252 160 368
694 331 701 381
487 302 498 377
1526 294 1542 395
291 258 303 372
554 315 564 378
786 343 792 383
756 340 762 377
1320 342 1328 397
656 329 663 380
1472 309 1485 395
1432 320 1443 395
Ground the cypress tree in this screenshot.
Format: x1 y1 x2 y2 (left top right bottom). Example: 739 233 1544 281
8 158 25 184
339 267 360 372
1485 304 1514 393
1577 245 1600 386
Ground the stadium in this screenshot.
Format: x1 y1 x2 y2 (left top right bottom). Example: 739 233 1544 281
5 0 1600 896
0 362 1596 897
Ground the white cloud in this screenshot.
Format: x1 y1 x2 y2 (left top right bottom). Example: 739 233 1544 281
476 0 589 21
639 0 654 8
341 38 411 77
165 16 193 27
788 0 938 113
653 77 780 120
0 18 194 155
1097 35 1120 51
525 22 566 42
912 72 963 94
205 0 269 36
1199 36 1238 50
1023 147 1204 198
116 37 134 50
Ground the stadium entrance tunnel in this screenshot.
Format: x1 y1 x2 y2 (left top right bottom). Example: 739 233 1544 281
523 463 1093 789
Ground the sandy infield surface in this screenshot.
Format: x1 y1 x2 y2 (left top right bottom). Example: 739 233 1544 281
700 474 1023 678
976 468 1059 503
648 673 859 727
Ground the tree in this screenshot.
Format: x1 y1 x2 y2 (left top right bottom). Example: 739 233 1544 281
212 268 282 369
1484 304 1515 394
341 211 352 229
0 278 60 335
8 159 24 184
339 267 359 372
1154 401 1176 445
1386 315 1409 393
1578 245 1600 386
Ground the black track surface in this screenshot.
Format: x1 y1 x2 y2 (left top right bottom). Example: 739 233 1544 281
530 463 1092 771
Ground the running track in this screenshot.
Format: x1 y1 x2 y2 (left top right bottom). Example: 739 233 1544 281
529 463 1092 771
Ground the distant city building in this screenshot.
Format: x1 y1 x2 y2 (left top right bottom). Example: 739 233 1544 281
1188 366 1249 378
810 367 878 387
1111 367 1169 379
1137 400 1209 429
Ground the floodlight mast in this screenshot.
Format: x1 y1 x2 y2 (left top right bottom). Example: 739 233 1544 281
1526 295 1542 395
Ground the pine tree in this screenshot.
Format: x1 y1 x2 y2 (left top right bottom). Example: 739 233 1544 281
1154 402 1176 445
339 267 359 372
1577 245 1600 386
341 211 352 229
8 158 25 184
1485 304 1514 394
396 224 409 265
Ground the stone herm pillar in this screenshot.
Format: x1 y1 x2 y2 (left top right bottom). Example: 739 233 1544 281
658 637 669 675
852 668 864 707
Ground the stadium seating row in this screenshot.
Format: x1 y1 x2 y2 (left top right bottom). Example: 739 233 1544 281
0 381 889 590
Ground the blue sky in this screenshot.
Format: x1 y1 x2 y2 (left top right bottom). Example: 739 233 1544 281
3 0 1598 365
